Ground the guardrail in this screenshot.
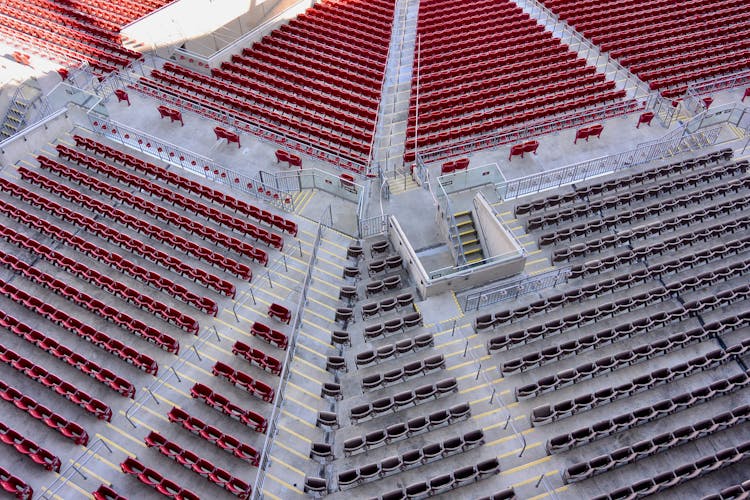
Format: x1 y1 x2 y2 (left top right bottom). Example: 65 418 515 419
498 124 724 200
251 212 325 499
85 113 295 211
463 267 570 311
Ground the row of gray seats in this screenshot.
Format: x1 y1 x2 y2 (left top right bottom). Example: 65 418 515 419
355 334 434 367
515 314 750 399
548 192 749 256
486 282 676 346
368 255 403 276
361 354 445 391
550 211 750 264
531 341 750 426
529 159 748 232
496 298 750 374
365 275 403 297
702 479 750 500
361 293 414 319
337 430 484 490
564 404 750 483
349 377 458 423
343 402 471 456
545 371 750 452
513 149 733 216
368 458 501 500
364 312 423 340
569 233 750 280
532 175 750 247
591 439 750 500
484 252 749 330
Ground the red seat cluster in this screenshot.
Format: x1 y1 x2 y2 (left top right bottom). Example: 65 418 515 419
1 312 135 397
232 341 283 376
250 321 288 350
190 383 268 433
212 361 275 402
167 406 260 465
0 421 61 472
0 464 32 499
144 431 252 498
0 344 112 421
0 380 89 445
120 457 200 500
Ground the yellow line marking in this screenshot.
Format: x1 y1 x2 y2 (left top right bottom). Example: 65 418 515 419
278 424 312 444
486 428 535 447
527 484 569 500
309 286 339 301
286 394 318 414
307 296 338 312
450 355 491 372
293 354 327 374
270 455 306 477
281 409 316 429
302 317 332 334
73 462 114 483
292 367 323 386
287 381 322 401
483 414 526 432
526 257 547 266
460 381 507 397
79 445 122 472
263 490 283 500
273 439 310 461
266 472 304 494
500 451 549 475
297 342 327 359
43 481 92 499
527 249 542 255
104 424 147 449
300 330 333 350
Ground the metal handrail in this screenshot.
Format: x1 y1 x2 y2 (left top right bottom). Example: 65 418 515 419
251 209 326 499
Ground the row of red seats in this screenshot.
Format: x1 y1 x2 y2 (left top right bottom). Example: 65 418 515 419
16 166 253 281
167 406 260 466
654 60 750 98
19 0 129 26
592 4 749 51
5 0 121 42
0 23 117 75
0 183 233 300
0 221 199 334
309 0 394 26
413 79 617 135
0 250 179 353
419 7 530 45
213 63 377 120
645 49 750 91
36 155 269 265
1 311 135 397
233 50 378 97
17 0 120 33
0 342 112 421
420 0 501 20
250 321 288 350
0 464 32 499
247 43 381 86
144 431 252 498
1 15 132 67
422 38 564 76
420 19 542 55
0 203 217 315
416 57 585 101
4 5 136 58
138 73 371 159
120 457 200 500
632 39 750 78
406 88 626 151
73 134 297 238
284 16 387 56
190 383 267 433
0 420 60 472
152 67 374 144
417 73 607 126
621 30 750 68
0 276 158 374
610 19 750 61
275 20 387 60
297 8 389 41
92 484 126 500
417 47 576 90
418 64 595 111
56 144 280 255
574 0 744 32
213 361 275 402
0 379 89 445
232 340 283 376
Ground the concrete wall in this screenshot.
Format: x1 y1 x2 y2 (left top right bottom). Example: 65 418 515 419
473 191 523 258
